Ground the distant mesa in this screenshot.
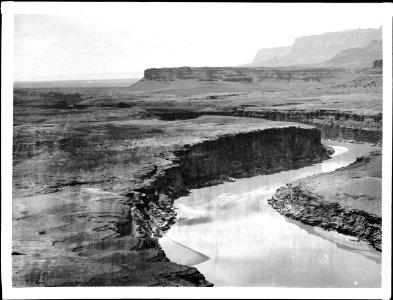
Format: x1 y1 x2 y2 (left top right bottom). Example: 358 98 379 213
245 27 382 68
133 27 382 88
140 66 346 84
252 46 292 64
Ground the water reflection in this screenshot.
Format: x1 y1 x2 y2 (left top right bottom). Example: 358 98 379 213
159 141 381 287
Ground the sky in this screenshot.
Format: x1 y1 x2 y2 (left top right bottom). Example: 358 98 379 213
13 3 385 81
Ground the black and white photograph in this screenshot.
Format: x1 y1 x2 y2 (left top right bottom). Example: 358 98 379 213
1 2 392 299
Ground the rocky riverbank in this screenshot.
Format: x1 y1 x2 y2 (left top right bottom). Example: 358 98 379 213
268 150 382 251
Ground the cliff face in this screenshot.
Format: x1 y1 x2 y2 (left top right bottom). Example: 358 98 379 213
236 108 382 144
248 27 382 67
143 67 345 83
252 46 292 63
152 108 382 144
129 125 330 241
177 127 328 188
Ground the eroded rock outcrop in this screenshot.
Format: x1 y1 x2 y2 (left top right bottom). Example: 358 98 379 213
268 150 382 251
142 67 346 83
152 108 382 144
236 108 382 144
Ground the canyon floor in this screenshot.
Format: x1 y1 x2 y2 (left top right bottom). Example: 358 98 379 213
11 66 383 286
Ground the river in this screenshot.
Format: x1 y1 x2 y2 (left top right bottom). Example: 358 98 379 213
159 141 382 287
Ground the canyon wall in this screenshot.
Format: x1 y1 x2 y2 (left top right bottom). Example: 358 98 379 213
152 109 382 144
130 125 330 241
143 67 345 83
177 127 328 187
236 108 382 144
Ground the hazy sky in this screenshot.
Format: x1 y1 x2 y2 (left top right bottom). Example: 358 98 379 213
13 3 385 81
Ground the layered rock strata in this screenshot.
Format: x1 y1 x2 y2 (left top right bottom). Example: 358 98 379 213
143 67 346 83
236 108 382 144
152 108 382 144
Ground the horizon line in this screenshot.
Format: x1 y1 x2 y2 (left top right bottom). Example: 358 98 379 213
13 77 143 83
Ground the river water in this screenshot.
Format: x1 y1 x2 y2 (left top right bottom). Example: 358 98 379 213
159 141 382 287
